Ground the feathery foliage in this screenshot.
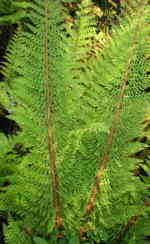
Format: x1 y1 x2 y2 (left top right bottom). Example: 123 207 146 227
0 0 149 243
0 0 30 25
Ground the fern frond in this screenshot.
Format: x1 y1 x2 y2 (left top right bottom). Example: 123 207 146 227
0 0 149 243
0 0 30 25
1 0 67 239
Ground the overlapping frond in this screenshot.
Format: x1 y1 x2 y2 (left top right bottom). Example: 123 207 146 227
0 0 149 243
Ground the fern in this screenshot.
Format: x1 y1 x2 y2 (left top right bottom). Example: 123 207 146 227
0 0 149 243
0 0 30 25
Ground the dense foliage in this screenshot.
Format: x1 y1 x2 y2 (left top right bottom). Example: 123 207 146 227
0 0 149 243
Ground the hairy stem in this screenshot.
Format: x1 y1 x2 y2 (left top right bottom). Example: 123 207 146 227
84 53 133 214
112 199 150 243
80 0 147 234
44 0 62 228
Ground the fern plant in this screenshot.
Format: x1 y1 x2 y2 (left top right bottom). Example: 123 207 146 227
0 0 149 243
0 0 31 25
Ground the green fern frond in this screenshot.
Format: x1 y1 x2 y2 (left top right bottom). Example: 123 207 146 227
0 0 30 25
1 0 67 239
0 0 149 243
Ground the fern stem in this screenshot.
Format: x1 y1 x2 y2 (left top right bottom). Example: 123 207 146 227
44 0 62 228
80 0 147 233
80 53 133 238
84 53 133 214
112 216 140 244
112 200 150 243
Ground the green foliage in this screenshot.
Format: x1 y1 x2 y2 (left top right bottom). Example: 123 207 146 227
33 237 49 244
61 0 80 2
0 0 30 25
0 135 18 187
0 0 149 243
